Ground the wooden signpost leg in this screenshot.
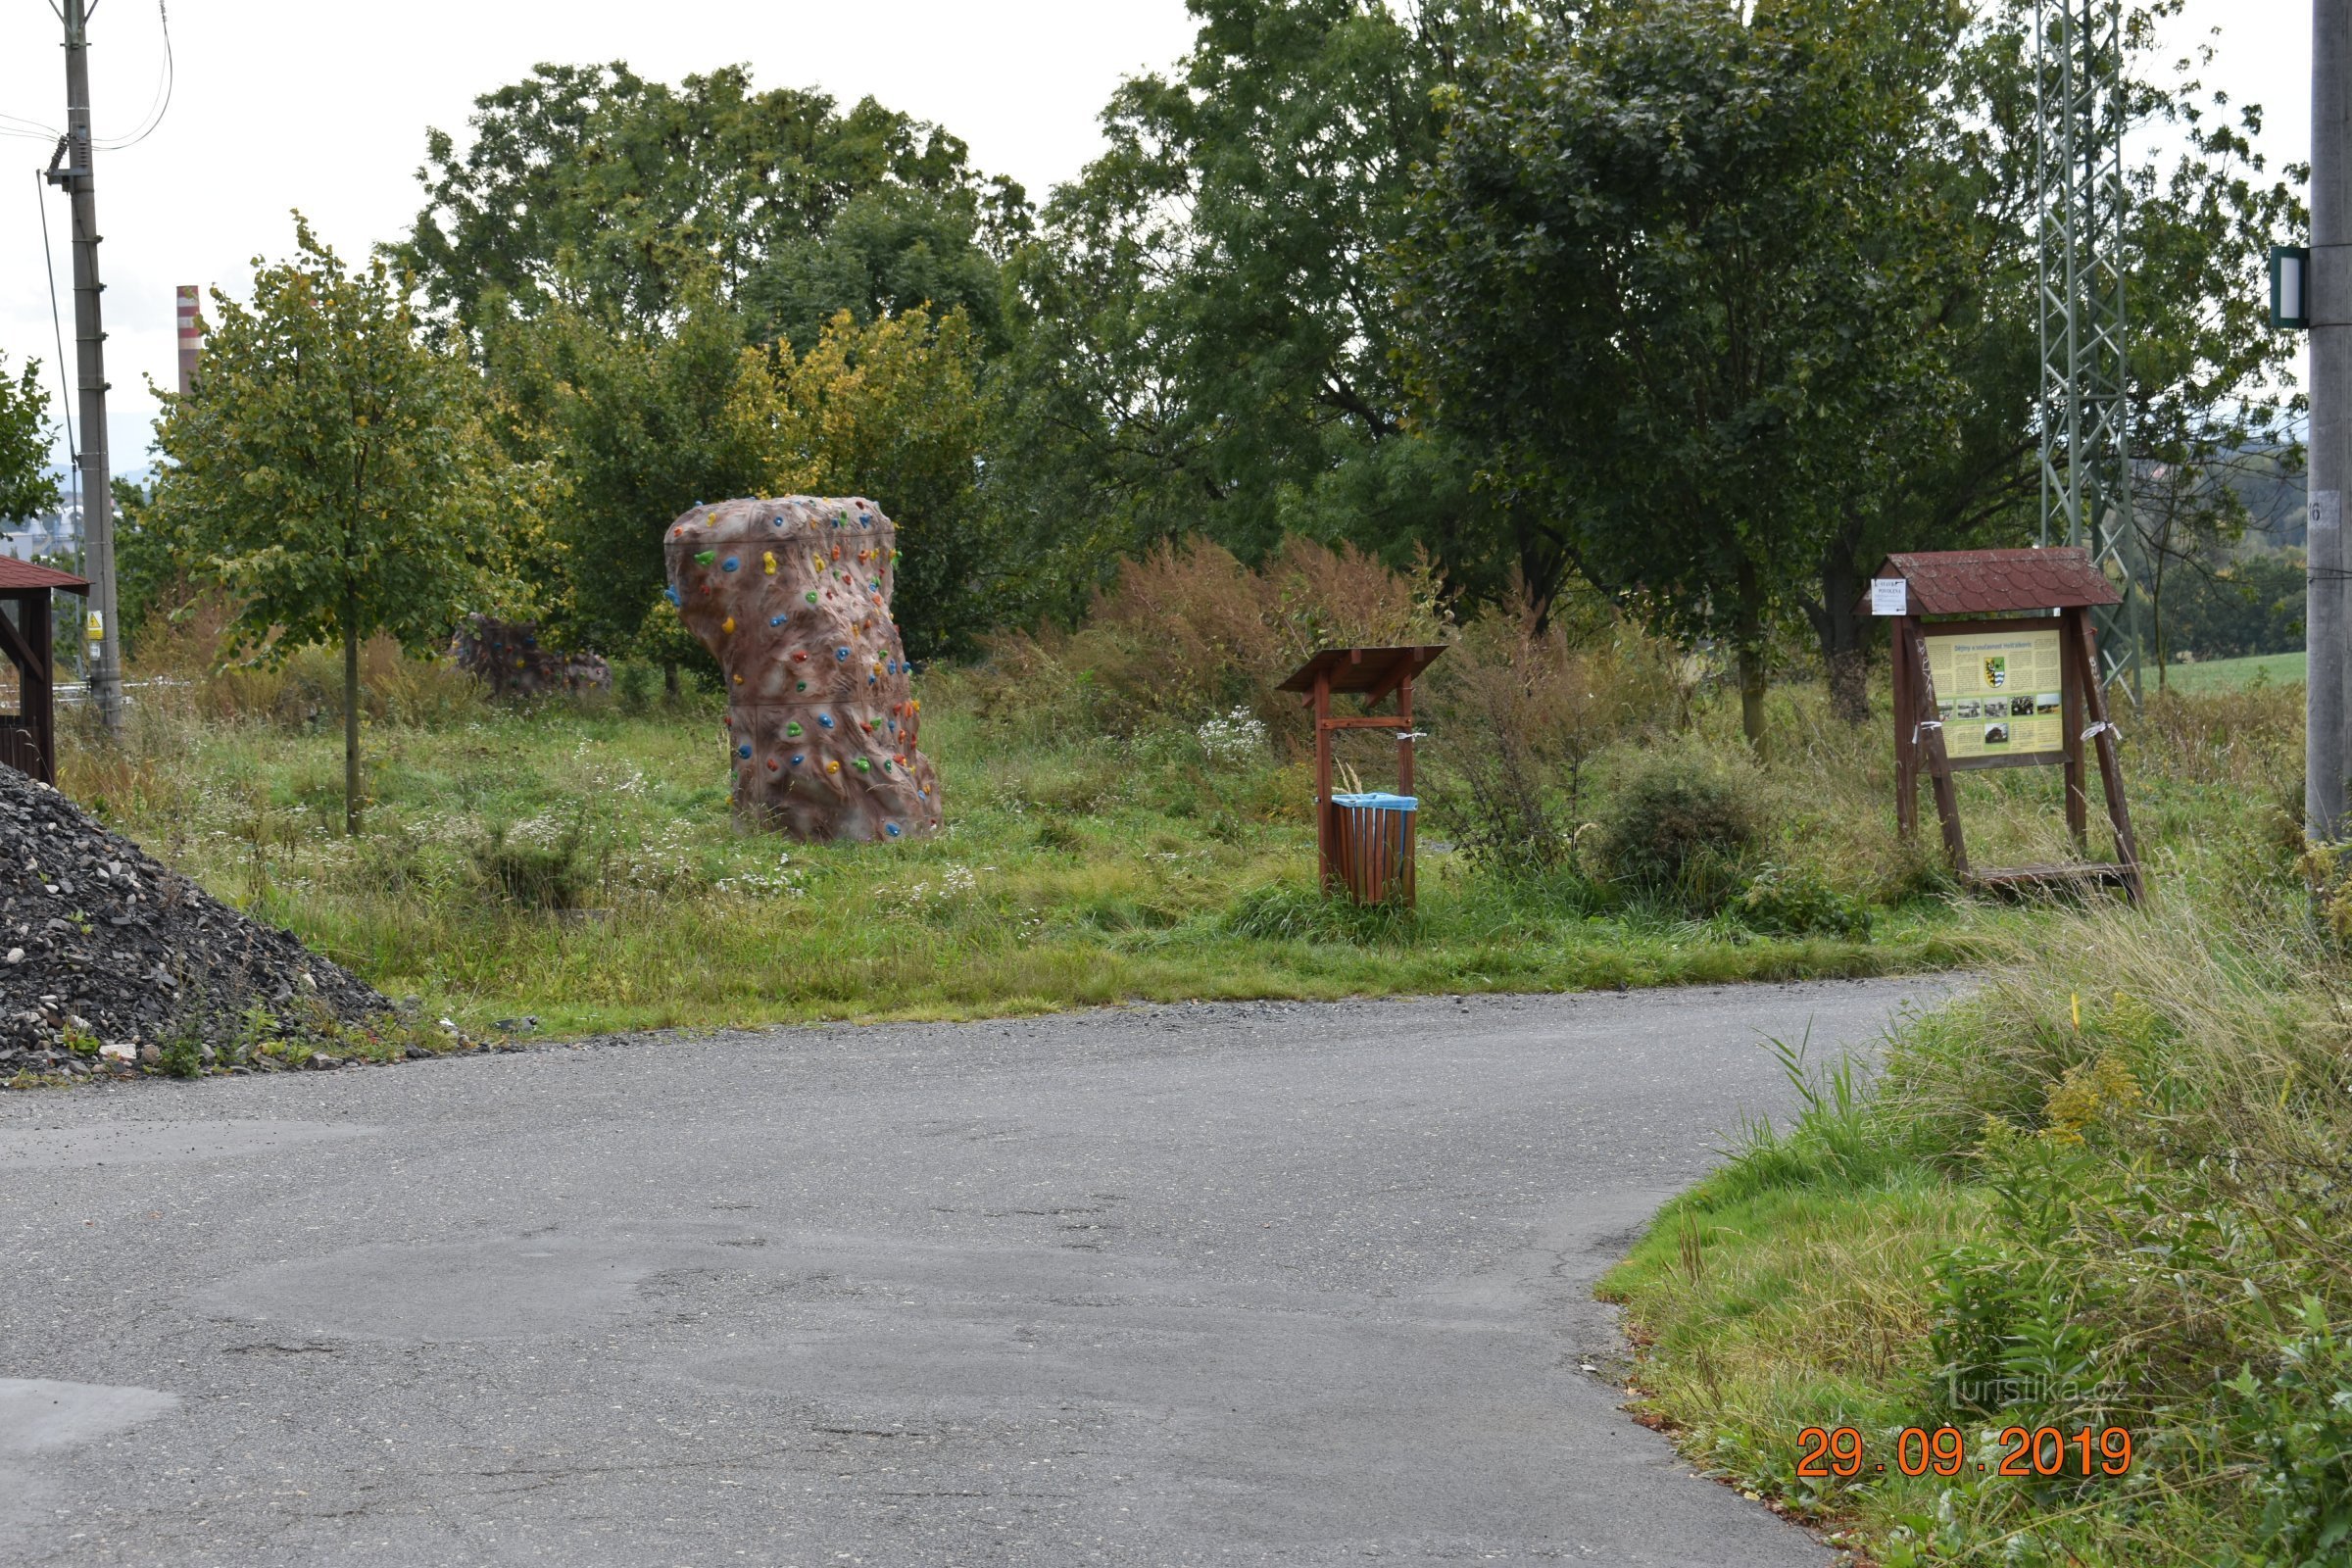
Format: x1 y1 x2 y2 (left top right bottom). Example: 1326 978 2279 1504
1905 621 1969 876
1893 614 1918 838
2062 618 2089 851
1311 672 1335 892
2070 612 2144 902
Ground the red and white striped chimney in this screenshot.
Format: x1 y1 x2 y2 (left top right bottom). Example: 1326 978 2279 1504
175 285 203 394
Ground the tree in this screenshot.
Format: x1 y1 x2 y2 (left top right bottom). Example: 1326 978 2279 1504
150 218 499 835
1396 0 1968 752
396 63 1014 343
1794 0 2305 719
514 292 795 674
778 307 999 660
997 0 1515 602
0 353 60 526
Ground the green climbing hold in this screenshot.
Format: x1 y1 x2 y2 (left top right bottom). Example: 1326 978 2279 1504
695 550 715 565
786 721 804 738
854 758 871 773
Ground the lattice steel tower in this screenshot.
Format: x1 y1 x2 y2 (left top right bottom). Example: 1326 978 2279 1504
2035 0 2143 698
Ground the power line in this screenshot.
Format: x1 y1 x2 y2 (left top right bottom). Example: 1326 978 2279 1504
32 168 81 562
94 1 172 152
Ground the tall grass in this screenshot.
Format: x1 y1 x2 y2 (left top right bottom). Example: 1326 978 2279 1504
1601 767 2352 1566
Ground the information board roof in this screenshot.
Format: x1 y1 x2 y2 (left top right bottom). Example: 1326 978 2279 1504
1862 548 2120 615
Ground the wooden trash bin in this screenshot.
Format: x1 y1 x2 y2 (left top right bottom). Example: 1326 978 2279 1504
1279 645 1447 908
1330 791 1418 906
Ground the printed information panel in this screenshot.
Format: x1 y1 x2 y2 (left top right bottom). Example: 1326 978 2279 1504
1927 626 2065 759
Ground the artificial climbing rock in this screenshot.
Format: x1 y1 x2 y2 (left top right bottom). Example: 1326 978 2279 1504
663 497 942 842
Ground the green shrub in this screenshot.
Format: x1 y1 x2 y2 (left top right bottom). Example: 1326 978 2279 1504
1593 751 1759 910
472 815 600 910
1737 863 1871 939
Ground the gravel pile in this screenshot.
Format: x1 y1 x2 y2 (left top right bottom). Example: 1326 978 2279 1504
0 765 391 1078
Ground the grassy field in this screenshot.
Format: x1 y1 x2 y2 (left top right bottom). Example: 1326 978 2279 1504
52 653 1991 1039
2158 649 2306 693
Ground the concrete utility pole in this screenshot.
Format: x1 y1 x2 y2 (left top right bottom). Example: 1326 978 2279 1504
2314 0 2350 839
44 0 123 735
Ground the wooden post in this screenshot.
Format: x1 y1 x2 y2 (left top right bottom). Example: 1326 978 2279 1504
1893 612 1918 837
2070 612 2144 902
2062 610 2090 850
1311 669 1334 893
1905 619 1969 874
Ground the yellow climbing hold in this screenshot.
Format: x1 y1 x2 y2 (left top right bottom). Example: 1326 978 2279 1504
762 551 777 575
721 616 736 634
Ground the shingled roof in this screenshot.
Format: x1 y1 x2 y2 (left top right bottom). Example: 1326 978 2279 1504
0 558 88 593
1859 548 2120 616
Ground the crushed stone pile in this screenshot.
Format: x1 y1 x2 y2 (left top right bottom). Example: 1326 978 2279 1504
0 764 390 1078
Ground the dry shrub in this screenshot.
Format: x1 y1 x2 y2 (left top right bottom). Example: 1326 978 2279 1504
1418 600 1680 874
972 537 1451 742
126 593 484 728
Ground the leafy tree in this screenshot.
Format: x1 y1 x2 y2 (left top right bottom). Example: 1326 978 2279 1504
998 0 1514 601
396 63 1013 342
1796 0 2304 718
777 307 998 660
514 292 794 675
1396 0 1968 752
0 352 60 525
149 218 500 834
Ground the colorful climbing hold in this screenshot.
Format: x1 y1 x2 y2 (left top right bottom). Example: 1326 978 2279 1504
835 647 851 662
825 760 840 775
721 616 736 634
790 754 805 766
817 714 835 729
786 721 804 738
762 551 776 575
737 744 753 759
696 550 716 565
721 557 741 572
854 759 871 774
769 615 785 627
795 680 808 692
663 586 681 607
806 591 819 606
885 822 902 838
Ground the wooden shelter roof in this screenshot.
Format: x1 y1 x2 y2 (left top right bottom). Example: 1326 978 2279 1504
1860 548 2119 616
0 558 89 593
1277 644 1448 695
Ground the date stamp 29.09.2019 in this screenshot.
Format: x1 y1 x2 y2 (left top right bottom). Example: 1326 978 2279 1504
1795 1425 2134 1481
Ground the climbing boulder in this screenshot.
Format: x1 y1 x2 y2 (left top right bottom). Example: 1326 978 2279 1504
662 497 942 842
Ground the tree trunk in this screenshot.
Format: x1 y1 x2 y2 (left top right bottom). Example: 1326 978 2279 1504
343 607 362 838
1806 520 1871 724
1736 561 1769 759
662 659 680 700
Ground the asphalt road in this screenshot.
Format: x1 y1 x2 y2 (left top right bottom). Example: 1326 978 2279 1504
0 979 1949 1566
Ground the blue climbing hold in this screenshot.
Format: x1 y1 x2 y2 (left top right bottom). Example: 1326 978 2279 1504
835 647 851 662
817 713 835 730
663 586 680 607
769 614 785 627
736 744 752 760
790 754 805 766
722 557 741 572
885 822 902 838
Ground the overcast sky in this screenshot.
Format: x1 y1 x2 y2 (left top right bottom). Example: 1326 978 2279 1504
0 0 2314 485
